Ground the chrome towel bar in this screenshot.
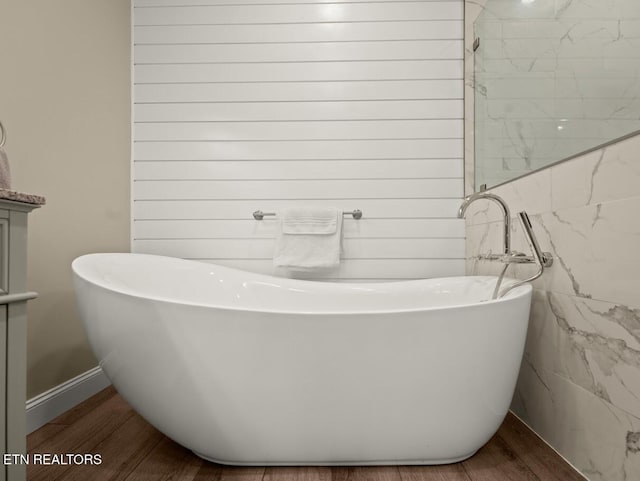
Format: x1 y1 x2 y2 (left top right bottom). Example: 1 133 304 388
253 209 362 220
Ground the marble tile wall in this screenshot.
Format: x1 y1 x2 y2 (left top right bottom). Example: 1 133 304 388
466 3 640 481
472 0 640 187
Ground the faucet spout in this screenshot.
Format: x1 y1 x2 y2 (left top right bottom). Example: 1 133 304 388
457 192 511 255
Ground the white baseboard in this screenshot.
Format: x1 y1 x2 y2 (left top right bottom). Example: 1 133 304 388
26 366 111 434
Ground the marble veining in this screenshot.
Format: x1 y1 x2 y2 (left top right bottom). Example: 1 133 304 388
546 292 640 416
473 0 640 189
466 140 640 480
467 4 640 480
512 366 640 481
627 432 640 454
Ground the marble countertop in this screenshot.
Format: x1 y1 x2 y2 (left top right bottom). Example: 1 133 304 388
0 188 46 206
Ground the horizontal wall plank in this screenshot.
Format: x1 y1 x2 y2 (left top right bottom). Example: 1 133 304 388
133 218 465 239
133 139 463 161
188 258 466 279
133 198 464 220
134 60 463 83
134 99 463 122
134 80 462 103
134 158 463 180
134 3 463 26
133 21 464 44
135 40 463 63
132 1 465 281
134 120 463 141
134 178 463 200
133 237 466 259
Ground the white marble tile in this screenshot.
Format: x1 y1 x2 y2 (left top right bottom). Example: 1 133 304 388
550 293 640 352
468 205 640 418
472 0 640 192
551 132 640 212
539 198 640 308
465 221 498 258
555 98 640 121
559 0 640 20
519 289 559 374
474 19 501 39
477 0 556 20
589 134 640 206
621 20 640 39
492 168 553 216
485 98 556 120
557 77 640 101
464 221 507 277
510 354 555 443
466 3 640 479
513 370 640 481
468 212 553 292
529 290 640 419
482 57 560 74
550 149 602 212
476 75 556 97
462 168 551 226
503 19 626 40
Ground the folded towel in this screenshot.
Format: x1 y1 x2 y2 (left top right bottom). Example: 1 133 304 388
0 148 11 190
273 207 343 270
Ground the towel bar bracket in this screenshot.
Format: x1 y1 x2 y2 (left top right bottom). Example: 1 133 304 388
253 209 362 221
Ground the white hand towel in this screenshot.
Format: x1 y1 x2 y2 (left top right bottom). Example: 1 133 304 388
0 147 11 190
273 207 343 270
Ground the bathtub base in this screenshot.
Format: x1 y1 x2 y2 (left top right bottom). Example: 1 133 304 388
191 450 479 466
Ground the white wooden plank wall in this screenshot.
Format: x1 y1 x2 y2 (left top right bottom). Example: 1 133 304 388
132 0 465 281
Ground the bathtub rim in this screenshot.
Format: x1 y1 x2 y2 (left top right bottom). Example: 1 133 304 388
72 252 532 316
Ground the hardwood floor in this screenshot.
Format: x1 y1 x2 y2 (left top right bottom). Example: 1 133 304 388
27 387 586 481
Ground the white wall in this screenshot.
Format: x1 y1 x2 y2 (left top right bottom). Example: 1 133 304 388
132 0 465 280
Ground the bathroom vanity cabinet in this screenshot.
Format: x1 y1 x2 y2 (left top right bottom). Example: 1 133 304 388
0 197 43 481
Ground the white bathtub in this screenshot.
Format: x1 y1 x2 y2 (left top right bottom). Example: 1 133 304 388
72 253 532 466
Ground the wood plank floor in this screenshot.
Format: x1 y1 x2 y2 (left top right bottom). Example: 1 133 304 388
27 387 587 481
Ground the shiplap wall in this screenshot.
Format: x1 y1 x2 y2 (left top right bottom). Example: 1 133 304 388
132 0 465 281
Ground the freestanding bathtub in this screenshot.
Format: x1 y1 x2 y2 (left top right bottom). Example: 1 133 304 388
72 253 532 466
